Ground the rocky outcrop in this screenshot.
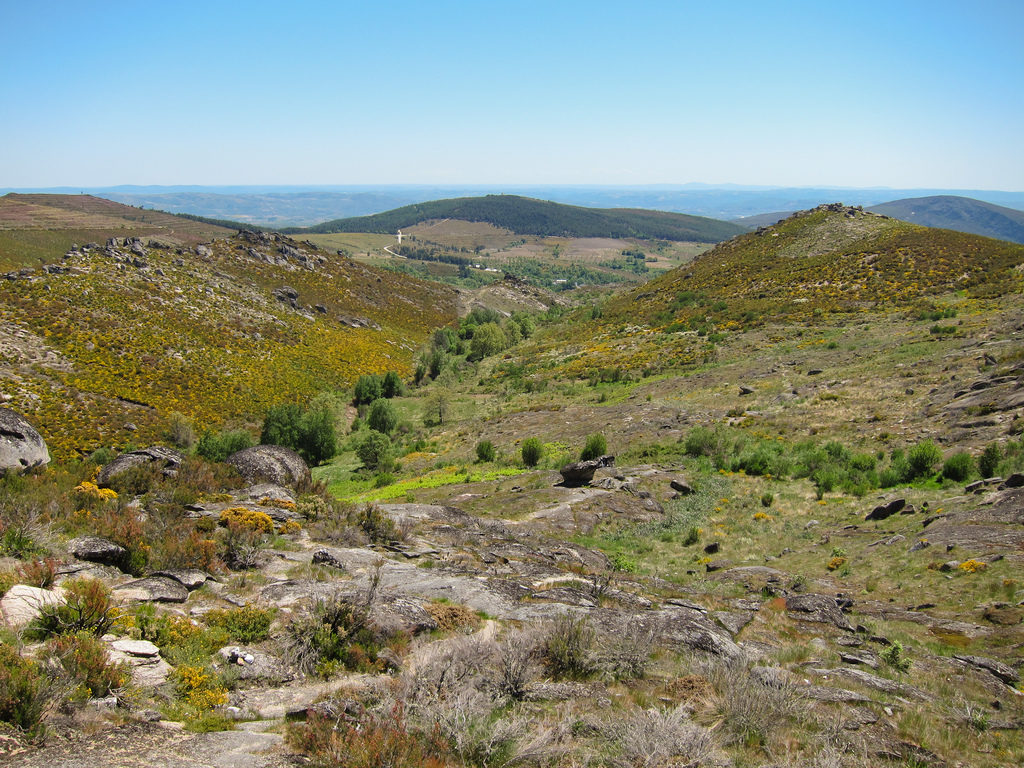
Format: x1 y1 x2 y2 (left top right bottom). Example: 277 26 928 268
865 497 905 521
227 445 310 488
0 408 50 471
96 446 185 487
558 455 615 487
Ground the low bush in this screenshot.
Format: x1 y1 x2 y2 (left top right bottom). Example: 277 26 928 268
520 437 543 468
580 433 607 461
905 439 942 481
26 578 121 640
978 443 1002 478
475 440 496 463
16 557 58 588
195 428 255 463
286 707 450 768
42 632 129 701
0 643 63 736
701 658 806 746
203 606 276 643
541 614 596 681
942 451 975 482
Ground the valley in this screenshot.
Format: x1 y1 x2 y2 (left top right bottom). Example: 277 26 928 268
0 197 1022 768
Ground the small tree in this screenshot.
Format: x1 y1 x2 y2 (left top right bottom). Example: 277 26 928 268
423 389 451 427
580 433 607 461
356 431 392 472
468 322 507 361
196 428 255 462
905 439 942 481
297 406 338 465
521 437 543 468
367 399 398 434
381 371 404 399
261 403 304 448
166 412 196 449
979 443 1002 478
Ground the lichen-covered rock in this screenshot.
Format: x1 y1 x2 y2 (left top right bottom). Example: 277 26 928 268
113 576 189 603
0 408 49 472
227 445 310 488
786 593 854 631
96 445 184 488
68 535 127 566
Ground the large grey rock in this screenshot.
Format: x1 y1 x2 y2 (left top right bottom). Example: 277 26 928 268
96 445 185 487
558 455 615 487
370 597 438 635
866 498 905 521
0 408 49 471
68 535 127 566
0 584 63 628
227 445 310 488
113 576 189 603
786 593 854 631
652 605 743 658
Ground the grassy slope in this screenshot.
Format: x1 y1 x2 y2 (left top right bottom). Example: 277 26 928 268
293 194 746 243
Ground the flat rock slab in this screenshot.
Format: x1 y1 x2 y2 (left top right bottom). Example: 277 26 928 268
150 569 210 590
110 638 160 657
785 593 854 631
0 584 63 628
809 666 932 701
114 576 189 603
953 654 1020 685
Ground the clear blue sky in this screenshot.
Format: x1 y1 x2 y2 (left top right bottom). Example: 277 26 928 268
2 0 1021 189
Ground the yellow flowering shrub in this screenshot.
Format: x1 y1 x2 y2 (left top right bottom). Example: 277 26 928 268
958 559 987 574
219 507 275 533
174 665 228 710
827 556 847 571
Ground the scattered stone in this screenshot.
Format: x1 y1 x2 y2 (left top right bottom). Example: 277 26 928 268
669 477 695 495
939 561 960 572
0 584 64 628
738 384 755 395
311 549 346 570
68 535 127 566
705 559 733 573
866 498 905 521
714 610 754 636
558 455 615 486
227 444 311 488
839 650 879 669
1000 472 1024 489
113 576 189 603
97 445 184 487
0 408 50 471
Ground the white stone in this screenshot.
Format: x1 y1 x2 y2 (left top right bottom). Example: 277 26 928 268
110 638 160 657
0 584 64 628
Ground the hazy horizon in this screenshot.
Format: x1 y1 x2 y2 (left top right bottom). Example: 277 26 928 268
2 1 1021 189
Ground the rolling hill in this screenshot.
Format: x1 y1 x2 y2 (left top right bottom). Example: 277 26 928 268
868 195 1024 244
0 193 238 269
292 194 746 243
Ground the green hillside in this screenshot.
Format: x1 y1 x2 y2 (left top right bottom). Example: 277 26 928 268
293 194 746 243
868 194 1024 244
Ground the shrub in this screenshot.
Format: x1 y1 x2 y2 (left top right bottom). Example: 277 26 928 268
43 632 129 701
880 640 911 673
367 399 398 434
219 507 274 533
942 451 975 482
196 428 255 463
173 664 229 710
520 438 543 468
356 430 393 472
353 374 383 405
166 412 197 449
354 505 398 543
978 443 1002 478
0 643 62 736
286 707 450 768
262 403 338 465
541 614 596 680
475 440 497 463
26 578 121 640
16 557 58 588
701 658 806 746
580 433 607 461
220 521 269 570
760 492 774 508
607 705 717 768
904 439 942 481
203 606 276 643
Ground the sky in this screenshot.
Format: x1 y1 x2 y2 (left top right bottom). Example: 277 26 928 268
1 0 1022 189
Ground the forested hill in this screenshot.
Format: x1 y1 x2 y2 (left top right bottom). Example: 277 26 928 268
290 194 746 242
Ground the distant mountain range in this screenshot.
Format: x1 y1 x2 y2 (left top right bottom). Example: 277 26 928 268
290 194 746 242
3 185 1023 227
